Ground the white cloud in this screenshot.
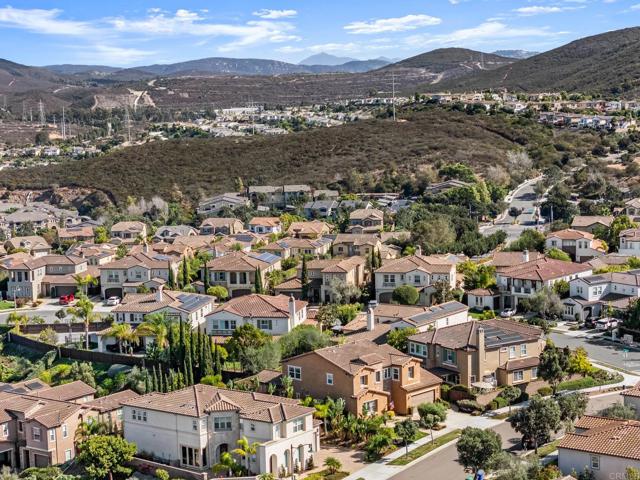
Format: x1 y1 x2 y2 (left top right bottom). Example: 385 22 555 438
631 3 640 9
514 5 581 16
73 45 156 65
0 6 93 35
405 21 558 47
252 9 297 19
344 14 441 34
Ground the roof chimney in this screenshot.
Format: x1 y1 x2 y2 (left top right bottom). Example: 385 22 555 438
415 245 422 256
367 307 375 331
156 284 164 302
288 294 296 325
143 242 149 254
476 326 485 382
523 249 529 263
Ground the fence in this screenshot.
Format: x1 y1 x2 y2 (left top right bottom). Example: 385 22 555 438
7 332 162 369
129 457 257 480
20 322 112 335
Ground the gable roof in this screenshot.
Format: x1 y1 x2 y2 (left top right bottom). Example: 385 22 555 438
558 415 640 461
375 254 454 274
349 208 384 220
499 257 591 282
206 251 280 271
111 221 146 232
547 228 594 241
248 217 281 227
571 216 614 228
113 290 214 314
397 301 469 328
287 221 331 236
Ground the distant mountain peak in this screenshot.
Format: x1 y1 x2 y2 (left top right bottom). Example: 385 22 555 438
298 52 358 66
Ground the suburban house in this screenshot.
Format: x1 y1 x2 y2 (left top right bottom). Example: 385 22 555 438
260 237 332 259
5 236 51 257
98 251 180 299
619 228 640 256
545 229 606 262
204 251 282 298
84 390 140 434
622 383 640 412
286 221 331 239
332 234 384 258
199 218 245 236
205 294 307 336
625 198 640 222
570 216 614 234
0 380 134 469
347 209 384 234
248 185 311 210
466 288 500 311
110 221 147 244
496 255 593 309
196 193 249 216
302 200 339 219
111 288 215 328
374 254 457 305
2 254 94 301
248 217 282 235
282 340 442 416
388 301 469 332
153 226 198 243
407 319 544 388
558 415 640 480
488 250 545 273
288 256 366 303
66 243 117 266
3 211 54 232
562 270 640 321
121 385 319 476
57 226 95 243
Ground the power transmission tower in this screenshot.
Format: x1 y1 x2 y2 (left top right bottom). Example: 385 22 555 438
61 106 66 140
38 100 45 126
391 73 397 122
22 101 26 122
124 108 132 142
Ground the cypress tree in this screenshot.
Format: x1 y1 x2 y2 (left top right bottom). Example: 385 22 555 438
377 249 382 268
178 318 185 364
144 368 150 394
177 371 185 389
203 336 214 377
301 256 309 301
158 368 164 393
254 267 263 294
190 330 197 375
168 261 176 289
184 347 194 386
214 340 222 375
182 258 190 288
167 323 175 368
164 371 171 392
203 264 210 292
152 365 159 392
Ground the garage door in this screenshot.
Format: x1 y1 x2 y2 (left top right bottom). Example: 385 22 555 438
34 454 50 468
379 292 393 303
104 288 123 299
55 286 77 297
410 389 435 407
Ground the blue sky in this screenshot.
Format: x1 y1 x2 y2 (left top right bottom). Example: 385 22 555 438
1 0 639 67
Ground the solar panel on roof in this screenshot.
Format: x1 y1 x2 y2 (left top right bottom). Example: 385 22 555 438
26 382 45 390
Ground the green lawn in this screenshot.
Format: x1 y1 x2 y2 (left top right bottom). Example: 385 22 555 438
558 372 623 391
536 440 560 459
388 430 462 466
0 301 15 310
304 470 349 480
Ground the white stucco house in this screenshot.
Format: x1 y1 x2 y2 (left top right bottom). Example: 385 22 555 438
122 385 320 476
619 228 640 256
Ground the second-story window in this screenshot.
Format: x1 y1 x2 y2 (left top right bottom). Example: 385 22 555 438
287 365 302 381
62 424 68 438
292 418 304 433
2 423 7 437
375 371 381 383
214 417 232 431
520 344 527 356
408 366 415 379
49 429 55 441
392 368 400 381
509 346 517 359
326 373 334 385
192 420 198 431
360 375 368 386
32 426 41 441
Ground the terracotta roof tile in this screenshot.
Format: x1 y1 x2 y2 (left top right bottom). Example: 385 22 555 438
208 294 305 319
559 415 640 461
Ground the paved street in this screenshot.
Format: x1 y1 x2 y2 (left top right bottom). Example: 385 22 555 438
0 296 115 324
549 331 640 373
481 177 543 244
388 392 623 480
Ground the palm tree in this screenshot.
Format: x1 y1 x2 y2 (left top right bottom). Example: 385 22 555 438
212 451 243 477
73 273 98 296
75 420 109 448
136 312 170 349
107 323 139 354
6 312 29 333
232 436 260 474
67 294 101 349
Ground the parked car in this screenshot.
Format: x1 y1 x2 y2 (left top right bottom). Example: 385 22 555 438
105 296 121 306
595 317 619 331
59 294 75 305
500 308 517 318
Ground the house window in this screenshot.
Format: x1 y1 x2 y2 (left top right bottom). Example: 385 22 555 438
520 344 527 356
408 366 415 379
192 420 198 431
258 319 273 330
363 400 378 414
288 365 302 381
326 373 334 385
49 429 55 441
17 422 23 433
181 446 201 467
409 342 427 357
392 368 400 381
444 349 457 365
214 417 232 431
250 423 255 432
375 371 381 383
590 455 600 470
360 375 368 386
32 426 41 441
532 367 538 379
1 424 7 437
383 368 390 380
509 346 517 359
65 449 72 462
292 418 304 433
513 370 524 383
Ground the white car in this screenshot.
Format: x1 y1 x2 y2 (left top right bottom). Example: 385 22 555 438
500 308 517 318
105 296 121 306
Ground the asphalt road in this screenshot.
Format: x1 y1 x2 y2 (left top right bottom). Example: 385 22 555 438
481 178 544 245
0 297 115 324
390 392 622 480
549 331 640 373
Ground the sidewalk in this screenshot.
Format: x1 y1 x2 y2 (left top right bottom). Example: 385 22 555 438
342 411 503 480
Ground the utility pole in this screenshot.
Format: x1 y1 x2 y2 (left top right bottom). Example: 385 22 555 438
61 106 66 140
124 108 132 143
38 100 45 126
21 101 26 122
391 73 397 122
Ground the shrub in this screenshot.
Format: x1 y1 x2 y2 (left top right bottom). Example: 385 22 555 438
440 384 451 401
537 386 553 396
457 399 483 413
155 469 170 480
281 256 299 270
324 457 342 475
392 285 419 305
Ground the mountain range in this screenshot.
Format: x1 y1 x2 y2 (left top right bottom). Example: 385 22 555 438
436 27 640 96
491 50 539 59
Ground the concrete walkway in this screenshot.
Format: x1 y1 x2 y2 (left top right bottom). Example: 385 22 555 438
342 411 502 480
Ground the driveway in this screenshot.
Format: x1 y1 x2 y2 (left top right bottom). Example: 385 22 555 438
0 296 115 324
